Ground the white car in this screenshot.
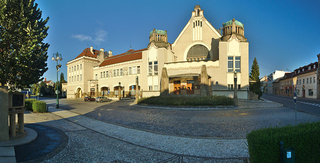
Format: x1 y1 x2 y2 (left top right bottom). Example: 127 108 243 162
95 96 111 103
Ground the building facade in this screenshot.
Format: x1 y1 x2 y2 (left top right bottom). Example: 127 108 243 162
65 5 250 99
294 62 318 98
266 70 288 94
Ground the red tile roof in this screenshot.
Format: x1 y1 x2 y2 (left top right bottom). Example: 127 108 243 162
99 48 147 67
75 48 100 59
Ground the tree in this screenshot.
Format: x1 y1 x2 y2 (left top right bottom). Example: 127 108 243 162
0 0 49 89
39 81 46 95
60 73 66 83
31 83 40 95
249 57 262 98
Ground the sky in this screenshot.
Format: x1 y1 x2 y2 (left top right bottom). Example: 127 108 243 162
36 0 320 82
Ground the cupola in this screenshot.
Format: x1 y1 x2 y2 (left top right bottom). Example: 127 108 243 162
148 29 169 48
221 18 247 41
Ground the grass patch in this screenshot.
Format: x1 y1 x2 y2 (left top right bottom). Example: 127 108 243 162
137 95 234 106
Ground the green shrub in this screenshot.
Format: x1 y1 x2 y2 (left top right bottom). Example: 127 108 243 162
25 99 37 111
32 101 47 113
247 121 320 163
137 95 234 106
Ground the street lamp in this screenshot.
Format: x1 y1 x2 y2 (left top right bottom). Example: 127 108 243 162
118 82 121 100
52 52 62 108
234 71 238 105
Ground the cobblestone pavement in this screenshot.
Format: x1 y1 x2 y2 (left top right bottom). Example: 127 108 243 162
59 99 320 138
23 111 247 163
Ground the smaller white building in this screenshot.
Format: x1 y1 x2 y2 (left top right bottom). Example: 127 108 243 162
294 62 318 98
267 70 289 94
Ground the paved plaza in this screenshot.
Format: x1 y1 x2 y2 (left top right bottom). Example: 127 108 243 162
2 98 320 162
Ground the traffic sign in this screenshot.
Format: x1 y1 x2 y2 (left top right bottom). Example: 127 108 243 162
293 92 297 104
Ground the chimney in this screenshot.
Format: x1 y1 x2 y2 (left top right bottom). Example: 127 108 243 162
100 48 104 52
90 46 93 54
45 78 46 81
108 50 113 57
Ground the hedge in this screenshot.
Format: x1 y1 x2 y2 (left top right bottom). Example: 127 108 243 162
25 99 37 111
137 95 234 106
32 100 47 113
247 121 320 163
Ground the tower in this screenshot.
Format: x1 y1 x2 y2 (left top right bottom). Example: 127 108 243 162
148 29 169 48
221 18 247 41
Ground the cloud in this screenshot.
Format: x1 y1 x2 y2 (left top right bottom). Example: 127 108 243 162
72 34 92 41
72 29 107 45
94 29 107 43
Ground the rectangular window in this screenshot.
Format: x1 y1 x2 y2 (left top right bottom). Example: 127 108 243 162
129 67 132 75
117 69 119 77
72 76 73 82
120 68 123 76
309 89 313 96
154 85 158 91
303 79 305 84
310 78 312 84
113 69 116 77
77 75 79 81
132 66 136 75
69 77 71 82
69 67 71 72
313 77 315 83
235 57 241 72
149 86 153 91
228 84 233 90
72 67 73 72
74 66 76 71
80 74 82 81
149 62 153 75
103 71 105 78
154 61 158 75
95 74 97 80
137 66 140 74
238 84 241 90
100 72 102 78
106 71 109 78
80 64 82 70
228 57 233 72
77 65 79 70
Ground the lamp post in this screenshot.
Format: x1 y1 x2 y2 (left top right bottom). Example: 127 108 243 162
118 82 121 100
52 52 62 108
234 71 238 106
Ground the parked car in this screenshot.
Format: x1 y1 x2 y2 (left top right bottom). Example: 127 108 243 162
95 96 111 103
84 96 95 102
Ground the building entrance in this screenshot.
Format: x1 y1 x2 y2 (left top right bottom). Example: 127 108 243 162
90 88 95 97
187 80 194 94
76 88 82 98
174 81 181 94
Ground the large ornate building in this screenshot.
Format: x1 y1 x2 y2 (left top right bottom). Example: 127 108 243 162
65 5 249 99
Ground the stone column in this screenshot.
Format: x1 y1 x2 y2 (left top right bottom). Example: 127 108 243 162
200 65 209 96
0 86 9 141
160 67 169 96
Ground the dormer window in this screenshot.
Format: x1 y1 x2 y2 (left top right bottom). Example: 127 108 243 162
298 70 300 73
314 65 316 69
302 69 304 72
308 66 311 70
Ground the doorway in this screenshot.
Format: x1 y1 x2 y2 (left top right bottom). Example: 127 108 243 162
174 81 181 94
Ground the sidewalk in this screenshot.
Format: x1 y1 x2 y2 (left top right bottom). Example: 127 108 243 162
1 99 285 162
